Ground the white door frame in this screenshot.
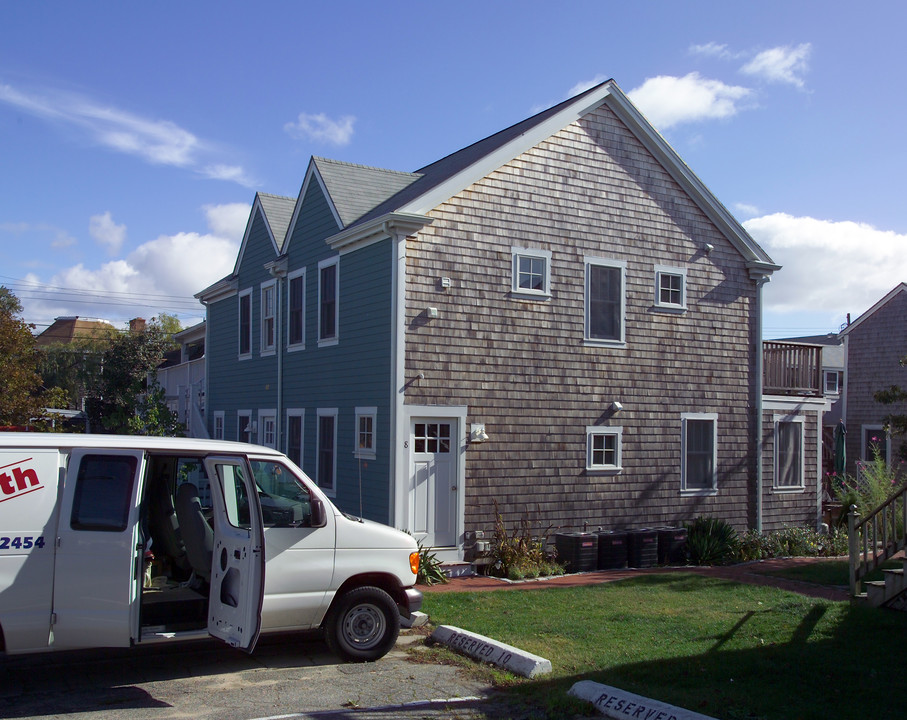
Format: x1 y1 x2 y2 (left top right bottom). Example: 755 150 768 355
395 405 466 562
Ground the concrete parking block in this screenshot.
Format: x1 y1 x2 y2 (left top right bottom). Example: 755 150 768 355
430 625 551 678
569 680 718 720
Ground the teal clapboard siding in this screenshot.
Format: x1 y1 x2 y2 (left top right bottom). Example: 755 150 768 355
206 206 279 440
207 175 395 524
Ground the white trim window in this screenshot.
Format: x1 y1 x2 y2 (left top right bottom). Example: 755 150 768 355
511 247 552 299
824 370 841 395
584 257 626 346
261 280 276 355
774 415 804 490
286 409 304 468
238 288 252 359
586 426 622 472
287 268 306 351
354 407 377 460
316 408 338 494
259 410 277 449
654 265 687 311
318 257 339 346
213 411 225 440
681 413 718 494
237 410 252 443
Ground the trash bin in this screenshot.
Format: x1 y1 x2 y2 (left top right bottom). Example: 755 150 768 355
657 527 688 565
555 532 599 573
626 528 658 568
596 531 628 570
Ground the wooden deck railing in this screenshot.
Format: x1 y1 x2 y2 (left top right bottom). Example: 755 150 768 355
848 484 907 596
763 341 822 396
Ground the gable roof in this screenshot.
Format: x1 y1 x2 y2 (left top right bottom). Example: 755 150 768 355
257 193 296 253
35 317 114 346
839 283 907 338
313 157 420 227
322 79 778 276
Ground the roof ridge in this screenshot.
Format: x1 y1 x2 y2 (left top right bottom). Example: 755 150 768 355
257 191 295 201
313 156 421 178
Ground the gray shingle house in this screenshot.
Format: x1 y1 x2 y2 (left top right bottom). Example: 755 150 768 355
197 79 816 560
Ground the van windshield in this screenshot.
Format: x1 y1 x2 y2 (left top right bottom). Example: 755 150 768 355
248 460 313 528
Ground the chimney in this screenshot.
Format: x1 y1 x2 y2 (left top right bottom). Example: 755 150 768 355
129 317 146 333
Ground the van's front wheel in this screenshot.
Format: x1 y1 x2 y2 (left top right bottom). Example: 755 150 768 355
324 586 400 662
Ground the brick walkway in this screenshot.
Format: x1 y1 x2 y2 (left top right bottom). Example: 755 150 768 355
422 556 851 602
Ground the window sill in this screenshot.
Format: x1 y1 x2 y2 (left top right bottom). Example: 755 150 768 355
680 488 718 497
584 339 626 349
585 467 622 476
652 305 687 314
772 485 806 494
510 291 551 301
238 353 252 361
354 451 377 461
318 338 339 348
287 343 306 353
261 348 276 357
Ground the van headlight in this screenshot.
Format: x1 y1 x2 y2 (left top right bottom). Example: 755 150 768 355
409 551 420 576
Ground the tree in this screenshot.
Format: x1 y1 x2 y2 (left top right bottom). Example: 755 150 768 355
874 355 907 461
155 312 183 350
86 320 183 436
0 287 45 426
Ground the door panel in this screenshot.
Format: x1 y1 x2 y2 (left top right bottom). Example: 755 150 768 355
51 449 145 650
409 420 457 548
204 456 265 652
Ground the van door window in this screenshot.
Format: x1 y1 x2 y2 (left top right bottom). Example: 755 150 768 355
70 454 138 531
249 460 314 528
212 462 252 530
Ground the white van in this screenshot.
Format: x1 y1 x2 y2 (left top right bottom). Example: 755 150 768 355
0 433 421 661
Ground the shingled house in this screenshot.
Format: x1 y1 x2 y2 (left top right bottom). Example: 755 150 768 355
197 79 812 560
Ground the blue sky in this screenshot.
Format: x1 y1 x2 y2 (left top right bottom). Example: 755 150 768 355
2 0 905 339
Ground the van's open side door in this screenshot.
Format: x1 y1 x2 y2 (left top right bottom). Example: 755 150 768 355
203 455 265 652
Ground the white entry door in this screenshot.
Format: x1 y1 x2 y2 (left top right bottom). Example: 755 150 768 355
409 419 458 548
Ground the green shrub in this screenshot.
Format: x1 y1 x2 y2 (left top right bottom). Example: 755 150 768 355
685 516 739 565
737 525 849 561
490 500 563 579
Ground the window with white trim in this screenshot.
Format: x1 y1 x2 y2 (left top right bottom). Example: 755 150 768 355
237 410 252 443
774 416 804 489
511 247 551 299
654 265 687 311
316 408 338 493
288 268 305 350
261 280 276 354
586 426 622 472
681 413 717 493
318 257 339 346
354 407 377 460
213 411 224 440
238 288 252 358
824 370 841 395
286 409 304 468
259 410 276 449
585 257 626 345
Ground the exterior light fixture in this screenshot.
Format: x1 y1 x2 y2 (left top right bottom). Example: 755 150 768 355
470 423 489 443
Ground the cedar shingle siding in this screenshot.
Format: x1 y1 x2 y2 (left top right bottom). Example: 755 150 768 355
404 104 758 535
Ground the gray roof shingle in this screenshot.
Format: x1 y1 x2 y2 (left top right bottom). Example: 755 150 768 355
257 192 296 251
313 157 421 227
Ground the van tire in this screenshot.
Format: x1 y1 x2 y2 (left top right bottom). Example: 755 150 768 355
324 586 400 662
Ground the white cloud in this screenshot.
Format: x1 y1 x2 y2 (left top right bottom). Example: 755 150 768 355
284 112 355 146
89 211 126 255
0 81 251 184
568 75 610 98
741 44 811 87
745 213 907 318
734 202 762 219
689 42 733 59
628 72 753 129
19 202 246 327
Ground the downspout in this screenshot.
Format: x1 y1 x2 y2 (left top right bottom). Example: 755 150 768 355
754 275 767 533
268 262 287 452
388 221 407 528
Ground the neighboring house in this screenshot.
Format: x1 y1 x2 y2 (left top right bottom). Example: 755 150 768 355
839 283 907 474
34 316 114 347
198 79 809 560
155 321 207 438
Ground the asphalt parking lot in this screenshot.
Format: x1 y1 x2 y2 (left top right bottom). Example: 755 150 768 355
0 629 512 720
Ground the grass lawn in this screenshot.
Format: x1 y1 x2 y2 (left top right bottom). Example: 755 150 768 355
756 558 902 587
420 573 907 720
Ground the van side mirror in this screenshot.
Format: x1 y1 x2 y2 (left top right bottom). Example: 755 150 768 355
310 498 327 528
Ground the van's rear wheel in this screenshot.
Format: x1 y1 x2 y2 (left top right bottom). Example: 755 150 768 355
324 586 400 662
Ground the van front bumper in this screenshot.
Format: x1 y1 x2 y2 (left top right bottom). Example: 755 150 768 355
404 587 423 614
